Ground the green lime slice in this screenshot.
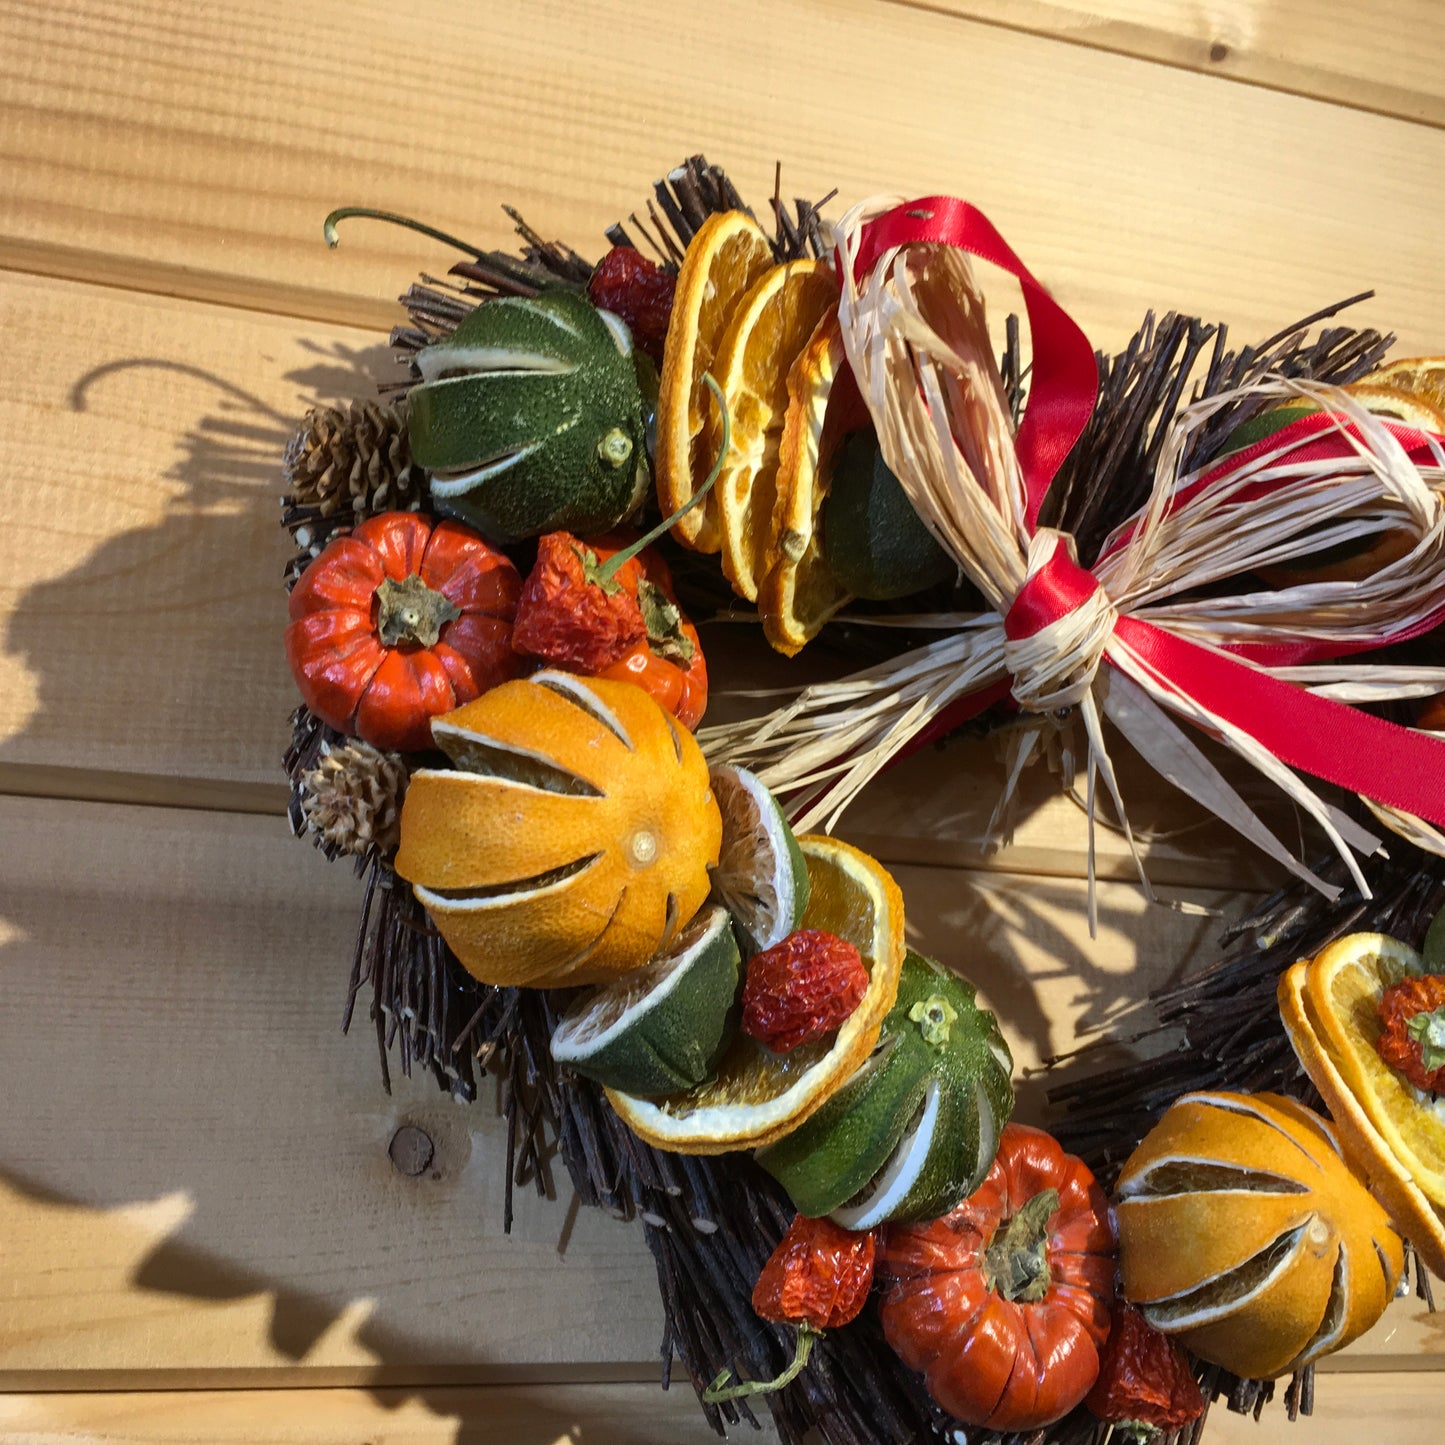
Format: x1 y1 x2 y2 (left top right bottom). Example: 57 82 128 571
707 765 810 956
755 952 1014 1224
753 1031 932 1218
549 904 741 1096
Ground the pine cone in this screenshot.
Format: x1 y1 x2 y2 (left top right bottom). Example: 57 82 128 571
282 399 423 561
297 740 408 859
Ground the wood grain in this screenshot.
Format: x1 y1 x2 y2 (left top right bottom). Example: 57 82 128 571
0 267 1327 888
900 1 1445 128
0 791 1435 1389
0 793 670 1387
0 1383 777 1445
0 269 383 807
3 1373 1444 1444
4 1 1445 1428
4 0 1445 358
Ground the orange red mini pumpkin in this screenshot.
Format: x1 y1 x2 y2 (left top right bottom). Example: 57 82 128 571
879 1122 1116 1431
286 512 522 751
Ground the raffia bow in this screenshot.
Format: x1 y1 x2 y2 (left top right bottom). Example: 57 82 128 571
703 196 1445 905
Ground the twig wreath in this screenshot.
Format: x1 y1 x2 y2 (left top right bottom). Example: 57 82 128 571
278 157 1444 1444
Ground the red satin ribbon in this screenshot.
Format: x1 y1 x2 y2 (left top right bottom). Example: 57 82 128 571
1114 616 1445 824
1004 543 1100 641
852 196 1099 528
859 196 1445 830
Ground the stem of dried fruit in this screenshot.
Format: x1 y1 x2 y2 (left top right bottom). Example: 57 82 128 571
593 372 729 584
702 1321 819 1403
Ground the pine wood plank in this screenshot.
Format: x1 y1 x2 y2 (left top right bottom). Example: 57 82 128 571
0 1383 775 1444
2 1373 1443 1444
3 0 1445 357
0 269 381 808
0 794 671 1388
903 1 1445 129
0 267 1285 885
0 793 1434 1387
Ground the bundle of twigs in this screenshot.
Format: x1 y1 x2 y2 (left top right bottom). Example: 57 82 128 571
280 157 1437 1445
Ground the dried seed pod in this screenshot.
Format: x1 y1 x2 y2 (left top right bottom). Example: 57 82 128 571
298 739 409 859
282 399 423 557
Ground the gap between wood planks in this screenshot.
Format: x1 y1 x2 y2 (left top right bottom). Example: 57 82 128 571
0 1370 1440 1445
0 237 401 335
878 0 1445 131
0 771 1277 893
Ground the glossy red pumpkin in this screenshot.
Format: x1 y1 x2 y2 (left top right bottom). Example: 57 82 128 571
879 1123 1116 1432
286 512 522 751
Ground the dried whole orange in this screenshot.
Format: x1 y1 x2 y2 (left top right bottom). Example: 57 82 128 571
1115 1090 1402 1380
711 258 841 601
1278 933 1445 1279
656 211 775 553
393 672 721 987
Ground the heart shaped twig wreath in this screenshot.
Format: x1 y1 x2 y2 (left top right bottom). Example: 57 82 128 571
277 159 1444 1445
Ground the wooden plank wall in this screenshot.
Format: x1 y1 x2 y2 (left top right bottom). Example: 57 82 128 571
1 1 1442 1439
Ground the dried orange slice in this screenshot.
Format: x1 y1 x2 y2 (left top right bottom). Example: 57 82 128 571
606 835 906 1154
1359 356 1445 416
394 672 721 988
711 259 840 600
1278 935 1445 1277
1343 382 1445 434
656 211 774 552
1115 1090 1402 1378
758 314 855 656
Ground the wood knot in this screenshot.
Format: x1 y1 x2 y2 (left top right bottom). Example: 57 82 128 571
388 1123 436 1177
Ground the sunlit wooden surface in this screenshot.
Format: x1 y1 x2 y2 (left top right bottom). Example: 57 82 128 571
2 1 1443 1440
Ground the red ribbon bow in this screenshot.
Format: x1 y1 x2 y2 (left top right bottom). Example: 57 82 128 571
856 197 1445 836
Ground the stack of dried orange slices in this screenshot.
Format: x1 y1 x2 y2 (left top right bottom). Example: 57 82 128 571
1279 931 1445 1279
656 211 861 655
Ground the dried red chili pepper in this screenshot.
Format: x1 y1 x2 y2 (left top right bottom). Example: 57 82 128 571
1377 973 1445 1093
742 930 869 1053
752 1214 877 1330
1085 1303 1205 1434
705 1215 876 1403
588 246 677 364
511 532 646 673
511 531 709 728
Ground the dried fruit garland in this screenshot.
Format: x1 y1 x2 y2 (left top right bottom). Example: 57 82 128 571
277 158 1444 1444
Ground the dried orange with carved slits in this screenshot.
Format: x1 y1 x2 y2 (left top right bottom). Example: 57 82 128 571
1115 1090 1402 1380
656 211 775 553
394 672 721 987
